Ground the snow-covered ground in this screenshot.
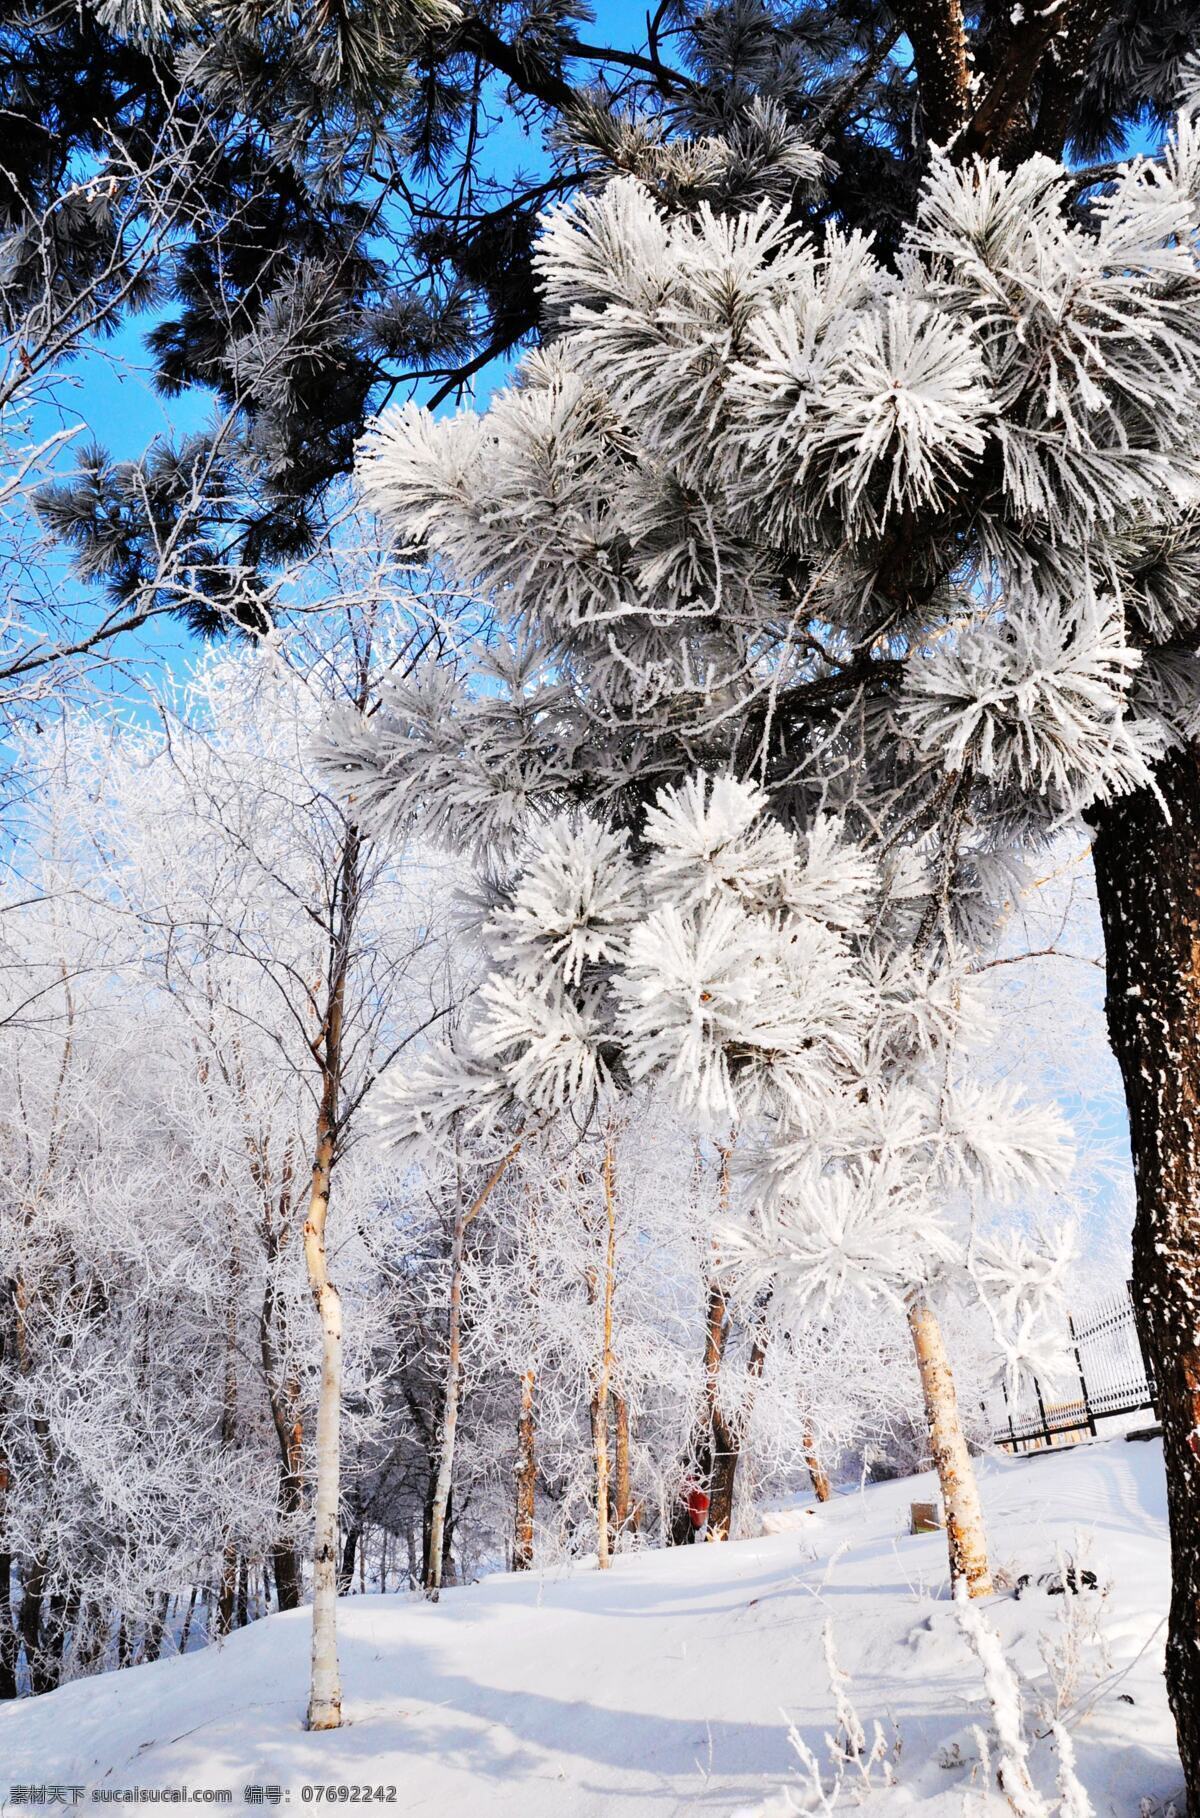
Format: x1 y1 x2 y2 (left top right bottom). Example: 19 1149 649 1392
0 1437 1178 1817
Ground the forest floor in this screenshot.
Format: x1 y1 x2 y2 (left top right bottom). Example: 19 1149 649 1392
0 1436 1178 1818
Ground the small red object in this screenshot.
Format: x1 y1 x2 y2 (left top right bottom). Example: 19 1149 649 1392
686 1485 710 1529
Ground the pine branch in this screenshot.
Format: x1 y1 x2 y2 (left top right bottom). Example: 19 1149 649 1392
959 0 1111 160
454 15 576 111
1029 0 1117 157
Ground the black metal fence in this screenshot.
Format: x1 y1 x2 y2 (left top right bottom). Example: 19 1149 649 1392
992 1285 1158 1453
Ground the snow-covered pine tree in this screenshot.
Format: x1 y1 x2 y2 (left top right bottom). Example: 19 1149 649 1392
330 760 1075 1591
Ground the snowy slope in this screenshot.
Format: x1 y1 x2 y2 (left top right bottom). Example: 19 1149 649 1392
0 1438 1179 1818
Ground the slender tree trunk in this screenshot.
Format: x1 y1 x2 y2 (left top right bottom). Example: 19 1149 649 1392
261 1279 304 1612
0 1456 16 1700
804 1429 832 1503
514 1367 537 1571
74 1603 107 1677
427 1141 523 1600
613 1393 634 1535
696 1267 735 1540
1089 739 1200 1804
707 1323 767 1541
676 1148 737 1544
34 1591 67 1694
907 1293 992 1596
513 1199 539 1571
19 1558 44 1691
304 1119 343 1729
441 1491 457 1585
592 1137 618 1569
426 1199 468 1601
178 1585 198 1655
339 1524 360 1595
142 1592 168 1663
216 1545 237 1638
216 1225 241 1641
271 1532 302 1615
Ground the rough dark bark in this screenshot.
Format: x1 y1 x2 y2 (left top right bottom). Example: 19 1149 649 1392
670 1275 731 1545
178 1584 198 1655
338 1525 360 1595
897 0 970 146
1089 739 1200 1806
272 1532 303 1613
18 1559 44 1691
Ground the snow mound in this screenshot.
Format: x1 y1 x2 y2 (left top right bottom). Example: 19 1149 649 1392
0 1439 1179 1818
759 1502 824 1535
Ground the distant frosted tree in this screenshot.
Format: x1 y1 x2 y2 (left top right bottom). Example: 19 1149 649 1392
324 760 1074 1592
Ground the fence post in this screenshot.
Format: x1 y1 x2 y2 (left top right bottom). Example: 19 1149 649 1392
1033 1376 1051 1449
1001 1381 1019 1453
1067 1312 1097 1438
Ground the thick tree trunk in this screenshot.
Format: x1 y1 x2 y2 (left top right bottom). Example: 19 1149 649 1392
907 1293 992 1597
513 1367 537 1571
305 1121 344 1730
1089 739 1200 1805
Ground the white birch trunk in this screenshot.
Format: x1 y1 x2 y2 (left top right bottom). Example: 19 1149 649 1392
427 1139 524 1600
907 1292 993 1597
